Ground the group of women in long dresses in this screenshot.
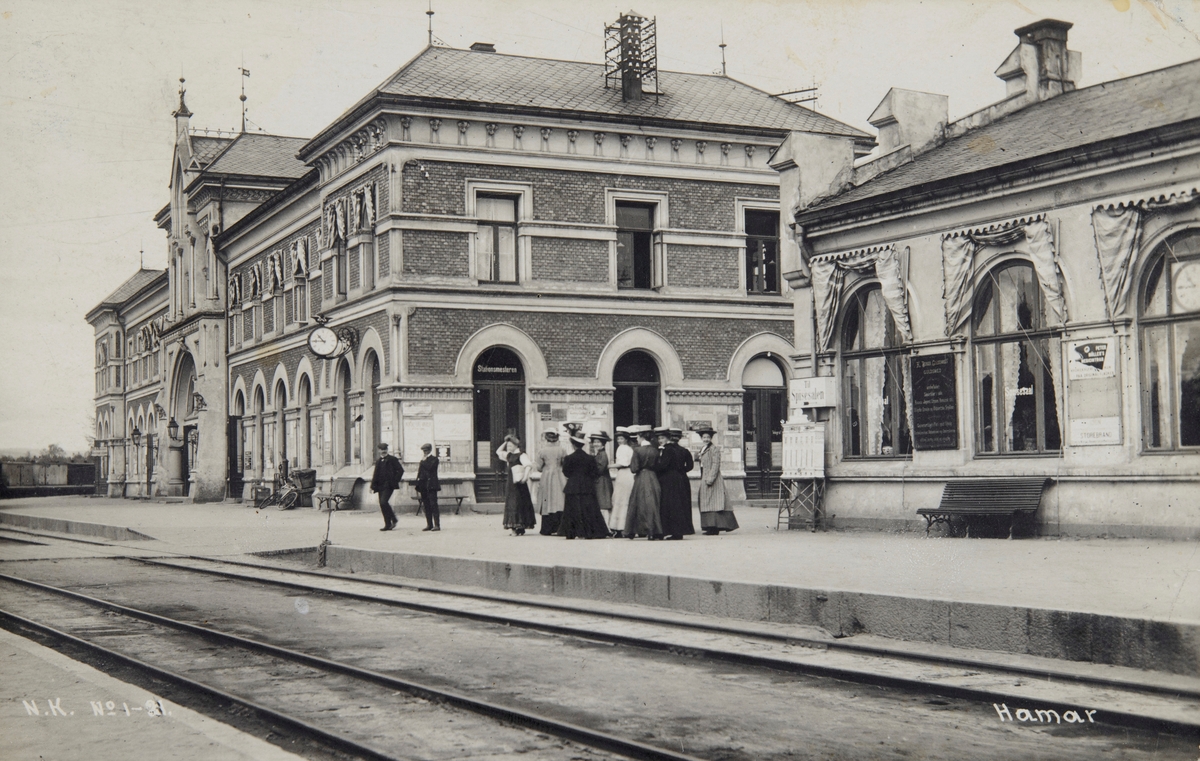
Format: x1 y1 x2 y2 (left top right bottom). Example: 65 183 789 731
496 424 738 540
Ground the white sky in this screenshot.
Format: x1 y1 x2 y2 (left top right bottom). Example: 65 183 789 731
1 0 1198 453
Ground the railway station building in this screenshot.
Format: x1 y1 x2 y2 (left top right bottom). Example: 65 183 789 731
774 20 1200 538
89 14 873 505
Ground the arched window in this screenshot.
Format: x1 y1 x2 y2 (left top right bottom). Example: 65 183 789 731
1140 230 1200 450
973 261 1061 454
613 351 660 428
840 285 911 458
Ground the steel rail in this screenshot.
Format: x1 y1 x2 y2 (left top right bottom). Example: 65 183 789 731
0 571 706 761
0 607 409 761
139 554 1200 702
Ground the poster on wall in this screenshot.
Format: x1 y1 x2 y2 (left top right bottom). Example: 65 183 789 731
910 354 959 450
433 413 472 441
403 418 434 462
1067 337 1117 380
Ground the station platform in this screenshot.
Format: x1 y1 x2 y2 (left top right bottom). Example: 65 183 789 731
2 495 1198 677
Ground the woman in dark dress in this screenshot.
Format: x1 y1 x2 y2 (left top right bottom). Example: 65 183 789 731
624 426 663 539
558 434 610 539
497 435 536 536
590 431 614 526
653 427 695 540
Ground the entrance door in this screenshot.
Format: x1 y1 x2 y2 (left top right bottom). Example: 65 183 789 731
742 356 786 500
473 347 526 503
182 425 196 496
228 416 243 498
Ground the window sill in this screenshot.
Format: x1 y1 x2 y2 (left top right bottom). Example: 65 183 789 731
973 451 1063 460
841 455 914 462
1138 447 1200 456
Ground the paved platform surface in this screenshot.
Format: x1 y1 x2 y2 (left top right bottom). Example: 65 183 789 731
2 496 1197 625
0 626 304 761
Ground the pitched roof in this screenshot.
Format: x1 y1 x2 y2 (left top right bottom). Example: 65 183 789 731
95 268 167 309
807 58 1200 215
203 133 309 179
319 45 869 146
189 135 234 168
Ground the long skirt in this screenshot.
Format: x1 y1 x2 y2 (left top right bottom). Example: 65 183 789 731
658 472 695 537
608 469 634 532
624 471 663 537
539 511 562 535
503 482 536 530
700 510 739 532
558 492 610 539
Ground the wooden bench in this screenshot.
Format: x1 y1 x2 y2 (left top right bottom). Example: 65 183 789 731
918 478 1051 538
409 478 472 515
316 476 363 512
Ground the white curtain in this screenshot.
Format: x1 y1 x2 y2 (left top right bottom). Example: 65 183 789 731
1091 207 1142 320
1025 220 1067 325
811 245 912 350
941 235 977 337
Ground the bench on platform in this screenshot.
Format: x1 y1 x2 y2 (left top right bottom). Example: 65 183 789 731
409 478 472 515
316 476 363 512
918 478 1051 538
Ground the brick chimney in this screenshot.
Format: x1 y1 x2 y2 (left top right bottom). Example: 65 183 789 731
995 19 1081 103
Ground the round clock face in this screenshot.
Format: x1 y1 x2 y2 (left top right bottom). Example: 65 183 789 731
1174 261 1200 312
307 326 340 357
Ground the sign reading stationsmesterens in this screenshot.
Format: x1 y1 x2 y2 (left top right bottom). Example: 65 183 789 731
911 354 958 450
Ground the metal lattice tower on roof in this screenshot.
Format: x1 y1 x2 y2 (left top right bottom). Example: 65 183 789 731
604 12 658 103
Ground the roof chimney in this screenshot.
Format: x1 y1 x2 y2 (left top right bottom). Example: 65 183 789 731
604 11 659 102
469 42 496 52
868 88 948 156
995 19 1081 103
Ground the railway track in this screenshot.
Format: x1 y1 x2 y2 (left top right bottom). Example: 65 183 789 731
1 543 1197 759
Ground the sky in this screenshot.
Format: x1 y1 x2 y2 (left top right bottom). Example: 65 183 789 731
1 0 1198 453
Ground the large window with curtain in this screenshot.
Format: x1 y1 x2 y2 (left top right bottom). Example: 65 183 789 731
973 261 1062 455
841 285 911 458
1140 230 1200 451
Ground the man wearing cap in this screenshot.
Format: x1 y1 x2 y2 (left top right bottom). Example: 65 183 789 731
369 443 404 531
416 443 441 531
652 426 695 540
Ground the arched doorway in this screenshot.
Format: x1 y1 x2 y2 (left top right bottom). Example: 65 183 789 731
297 376 312 468
252 386 265 480
335 361 352 466
229 390 245 497
365 352 381 454
613 350 660 428
473 346 525 502
173 352 198 496
742 355 786 499
272 381 287 476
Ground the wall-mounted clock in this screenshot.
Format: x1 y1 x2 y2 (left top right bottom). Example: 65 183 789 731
1173 260 1200 312
307 326 341 357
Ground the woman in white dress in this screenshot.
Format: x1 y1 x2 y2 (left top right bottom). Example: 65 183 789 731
607 427 635 537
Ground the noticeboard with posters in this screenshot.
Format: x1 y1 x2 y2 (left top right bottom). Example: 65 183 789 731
781 422 825 479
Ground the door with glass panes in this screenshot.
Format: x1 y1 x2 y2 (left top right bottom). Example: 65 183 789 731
472 347 526 503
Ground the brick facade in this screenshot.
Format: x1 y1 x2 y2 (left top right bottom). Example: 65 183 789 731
667 244 741 288
408 308 792 380
530 237 609 282
377 229 390 277
401 161 776 230
402 230 470 277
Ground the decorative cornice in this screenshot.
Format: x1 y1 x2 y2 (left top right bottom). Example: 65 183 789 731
528 387 613 400
390 385 474 401
665 389 744 403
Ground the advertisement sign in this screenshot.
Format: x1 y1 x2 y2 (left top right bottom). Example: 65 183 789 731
781 422 825 479
1067 337 1117 380
789 377 837 409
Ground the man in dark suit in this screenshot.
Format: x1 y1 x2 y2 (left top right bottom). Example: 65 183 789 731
369 443 404 531
416 443 441 531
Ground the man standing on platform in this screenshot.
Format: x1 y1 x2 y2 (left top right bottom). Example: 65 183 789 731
370 443 403 531
416 443 441 531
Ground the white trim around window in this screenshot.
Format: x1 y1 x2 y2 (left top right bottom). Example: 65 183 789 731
736 197 783 296
606 188 669 291
466 179 533 284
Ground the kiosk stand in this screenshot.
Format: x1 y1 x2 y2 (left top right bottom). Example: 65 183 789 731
777 421 826 531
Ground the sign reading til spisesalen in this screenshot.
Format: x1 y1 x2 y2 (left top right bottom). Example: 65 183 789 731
911 354 959 450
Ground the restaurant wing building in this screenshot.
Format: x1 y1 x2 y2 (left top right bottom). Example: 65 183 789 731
91 15 873 505
774 20 1200 538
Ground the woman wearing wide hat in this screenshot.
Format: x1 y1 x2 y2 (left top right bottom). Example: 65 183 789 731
535 429 566 535
696 427 738 534
652 426 695 540
589 430 614 524
558 433 610 539
497 434 536 536
607 427 635 537
624 425 663 539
